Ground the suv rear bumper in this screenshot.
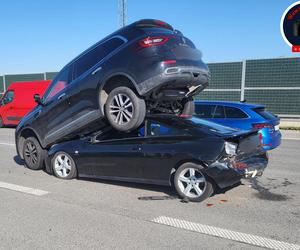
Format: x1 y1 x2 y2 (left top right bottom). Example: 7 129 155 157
137 66 210 96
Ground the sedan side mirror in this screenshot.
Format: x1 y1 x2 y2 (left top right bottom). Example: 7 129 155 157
34 94 43 106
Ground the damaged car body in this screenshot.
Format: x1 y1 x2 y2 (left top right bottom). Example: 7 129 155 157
43 115 268 202
15 19 209 170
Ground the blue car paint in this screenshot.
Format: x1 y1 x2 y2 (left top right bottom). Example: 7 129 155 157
194 101 281 150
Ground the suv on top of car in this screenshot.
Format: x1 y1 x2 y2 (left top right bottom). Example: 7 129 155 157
16 19 209 170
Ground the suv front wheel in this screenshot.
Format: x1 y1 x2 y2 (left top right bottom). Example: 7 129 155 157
105 86 146 132
23 137 45 170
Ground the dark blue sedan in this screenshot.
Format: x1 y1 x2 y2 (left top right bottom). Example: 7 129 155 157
194 101 281 150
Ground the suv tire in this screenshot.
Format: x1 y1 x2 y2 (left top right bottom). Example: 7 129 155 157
105 86 146 132
23 137 45 170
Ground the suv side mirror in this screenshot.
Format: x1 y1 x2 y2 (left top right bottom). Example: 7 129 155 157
34 94 43 106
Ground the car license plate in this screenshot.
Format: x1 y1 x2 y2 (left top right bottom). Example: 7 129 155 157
274 125 279 131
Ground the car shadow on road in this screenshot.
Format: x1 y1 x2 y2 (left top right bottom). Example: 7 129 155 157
79 176 178 200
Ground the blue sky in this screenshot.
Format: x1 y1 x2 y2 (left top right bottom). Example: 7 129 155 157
0 0 297 74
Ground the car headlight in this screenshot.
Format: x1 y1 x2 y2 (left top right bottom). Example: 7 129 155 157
225 141 238 156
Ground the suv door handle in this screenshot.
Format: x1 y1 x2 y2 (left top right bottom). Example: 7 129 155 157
57 93 67 100
91 66 102 75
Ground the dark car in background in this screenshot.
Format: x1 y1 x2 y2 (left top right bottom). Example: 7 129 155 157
16 19 209 170
194 101 281 150
32 115 268 202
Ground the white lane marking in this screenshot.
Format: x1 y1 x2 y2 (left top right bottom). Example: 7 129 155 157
152 216 300 250
0 142 15 146
0 181 49 196
282 137 300 141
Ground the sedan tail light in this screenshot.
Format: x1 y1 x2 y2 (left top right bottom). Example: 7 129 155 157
138 36 173 47
252 123 272 129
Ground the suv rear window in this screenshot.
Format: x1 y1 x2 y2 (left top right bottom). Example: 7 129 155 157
253 107 277 120
74 38 124 78
136 19 173 30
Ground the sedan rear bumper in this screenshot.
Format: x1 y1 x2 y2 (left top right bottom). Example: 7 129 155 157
205 152 268 189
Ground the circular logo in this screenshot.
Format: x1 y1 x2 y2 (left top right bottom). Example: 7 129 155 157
280 1 300 52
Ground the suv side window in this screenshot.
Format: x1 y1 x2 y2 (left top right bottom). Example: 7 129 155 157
74 38 125 79
43 66 71 103
224 106 248 118
1 90 14 105
147 120 190 137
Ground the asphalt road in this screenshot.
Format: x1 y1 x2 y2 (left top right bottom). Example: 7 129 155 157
0 128 300 250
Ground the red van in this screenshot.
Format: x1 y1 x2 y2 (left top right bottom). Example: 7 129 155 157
0 80 51 127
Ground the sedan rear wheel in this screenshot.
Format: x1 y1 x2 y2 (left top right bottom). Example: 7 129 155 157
52 152 77 179
174 162 213 202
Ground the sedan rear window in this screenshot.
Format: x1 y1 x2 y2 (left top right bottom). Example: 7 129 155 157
224 106 248 118
253 107 277 120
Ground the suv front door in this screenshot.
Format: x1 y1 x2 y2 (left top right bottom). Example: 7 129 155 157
33 66 73 147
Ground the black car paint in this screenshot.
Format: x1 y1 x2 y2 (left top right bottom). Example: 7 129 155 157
45 116 268 189
15 20 209 154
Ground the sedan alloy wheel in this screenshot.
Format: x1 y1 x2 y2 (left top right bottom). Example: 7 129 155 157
52 152 77 179
174 162 214 202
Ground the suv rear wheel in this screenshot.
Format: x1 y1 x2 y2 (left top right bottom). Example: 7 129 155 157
105 86 146 132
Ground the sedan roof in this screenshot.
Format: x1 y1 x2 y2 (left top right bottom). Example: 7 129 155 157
194 100 265 109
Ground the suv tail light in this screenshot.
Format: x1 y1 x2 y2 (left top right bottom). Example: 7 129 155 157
252 123 272 129
138 36 173 47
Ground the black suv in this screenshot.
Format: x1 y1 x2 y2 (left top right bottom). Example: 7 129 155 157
16 19 209 170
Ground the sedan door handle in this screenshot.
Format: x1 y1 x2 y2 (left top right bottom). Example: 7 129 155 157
57 93 67 100
132 146 142 151
91 66 102 75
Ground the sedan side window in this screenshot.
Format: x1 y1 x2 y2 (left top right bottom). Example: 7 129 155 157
95 127 143 142
1 90 14 105
212 105 225 118
224 106 248 118
147 120 190 137
43 67 71 103
194 104 215 118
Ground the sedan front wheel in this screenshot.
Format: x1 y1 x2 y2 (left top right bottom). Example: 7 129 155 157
52 152 77 179
174 162 213 202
